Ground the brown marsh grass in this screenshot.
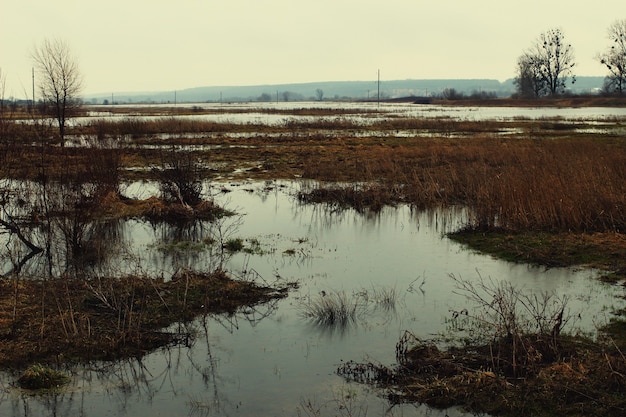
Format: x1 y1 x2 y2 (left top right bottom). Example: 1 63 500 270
4 108 625 236
0 270 288 367
298 138 626 233
339 277 626 416
4 105 626 268
83 117 266 138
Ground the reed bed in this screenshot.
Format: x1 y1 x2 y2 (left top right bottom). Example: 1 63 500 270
83 117 266 138
462 140 626 232
82 114 529 137
299 137 626 233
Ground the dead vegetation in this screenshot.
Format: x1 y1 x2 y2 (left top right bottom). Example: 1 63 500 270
0 269 288 368
339 277 626 417
296 139 626 231
3 102 626 410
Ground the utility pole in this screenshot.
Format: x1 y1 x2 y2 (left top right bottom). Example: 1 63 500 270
31 67 35 109
377 69 380 107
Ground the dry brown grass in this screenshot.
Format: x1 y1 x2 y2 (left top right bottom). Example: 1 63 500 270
4 111 625 235
339 276 626 416
0 270 288 367
383 335 626 416
3 107 626 273
296 137 626 233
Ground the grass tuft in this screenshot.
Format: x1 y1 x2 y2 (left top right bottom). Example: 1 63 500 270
17 364 70 390
301 290 360 328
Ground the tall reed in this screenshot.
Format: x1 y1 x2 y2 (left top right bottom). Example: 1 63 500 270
301 137 626 233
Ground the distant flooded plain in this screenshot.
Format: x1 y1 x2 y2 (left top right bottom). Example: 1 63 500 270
2 102 625 416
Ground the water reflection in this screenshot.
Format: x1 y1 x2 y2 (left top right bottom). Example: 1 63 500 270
0 181 623 417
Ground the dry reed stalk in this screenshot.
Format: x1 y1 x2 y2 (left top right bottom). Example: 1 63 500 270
321 138 626 233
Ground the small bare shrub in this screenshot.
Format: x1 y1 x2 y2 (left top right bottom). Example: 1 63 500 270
155 146 205 207
450 274 573 377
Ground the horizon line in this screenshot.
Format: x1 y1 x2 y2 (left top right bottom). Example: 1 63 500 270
82 75 606 97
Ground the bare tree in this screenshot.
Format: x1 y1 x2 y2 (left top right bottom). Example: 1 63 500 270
514 54 544 98
315 88 324 101
32 39 83 144
598 19 626 95
518 28 576 96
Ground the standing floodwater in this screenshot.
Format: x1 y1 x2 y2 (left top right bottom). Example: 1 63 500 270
0 181 621 417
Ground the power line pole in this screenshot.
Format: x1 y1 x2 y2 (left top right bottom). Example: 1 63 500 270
377 69 380 107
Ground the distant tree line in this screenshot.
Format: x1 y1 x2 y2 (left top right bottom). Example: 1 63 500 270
515 20 626 98
255 89 326 102
440 88 498 100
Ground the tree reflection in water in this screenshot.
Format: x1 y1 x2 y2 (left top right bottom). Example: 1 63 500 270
0 296 280 417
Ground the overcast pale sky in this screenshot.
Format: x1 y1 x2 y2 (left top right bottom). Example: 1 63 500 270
1 0 623 96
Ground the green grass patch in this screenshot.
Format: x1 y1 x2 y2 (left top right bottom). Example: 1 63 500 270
17 364 70 390
150 238 214 253
223 238 244 252
449 229 626 277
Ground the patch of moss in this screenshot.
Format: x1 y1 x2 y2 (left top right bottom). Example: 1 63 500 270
223 238 244 252
17 364 70 390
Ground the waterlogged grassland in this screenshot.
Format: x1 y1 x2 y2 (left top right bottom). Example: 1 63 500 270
4 103 626 281
3 101 626 414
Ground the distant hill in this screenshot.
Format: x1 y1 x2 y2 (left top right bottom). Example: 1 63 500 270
85 77 606 104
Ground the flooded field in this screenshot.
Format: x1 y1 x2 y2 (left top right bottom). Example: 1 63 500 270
2 102 626 416
1 180 622 417
86 101 626 123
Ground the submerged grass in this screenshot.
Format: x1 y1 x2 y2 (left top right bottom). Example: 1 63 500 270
300 290 361 328
300 286 399 331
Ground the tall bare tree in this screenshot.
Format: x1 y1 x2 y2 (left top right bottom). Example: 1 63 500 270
598 19 626 95
32 39 83 144
517 28 576 97
514 54 544 98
